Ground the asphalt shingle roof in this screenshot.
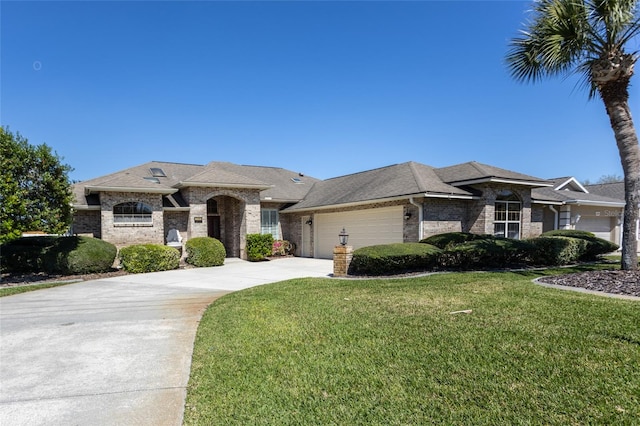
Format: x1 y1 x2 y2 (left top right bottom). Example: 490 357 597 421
585 182 625 200
285 162 474 211
72 161 320 207
435 161 549 185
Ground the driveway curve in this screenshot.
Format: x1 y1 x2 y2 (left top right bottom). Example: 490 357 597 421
0 258 333 426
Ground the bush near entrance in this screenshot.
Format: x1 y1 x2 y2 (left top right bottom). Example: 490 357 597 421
118 244 180 273
185 237 226 267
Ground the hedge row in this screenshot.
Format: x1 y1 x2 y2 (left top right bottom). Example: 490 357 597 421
348 243 442 276
349 230 618 276
2 236 228 275
1 236 117 274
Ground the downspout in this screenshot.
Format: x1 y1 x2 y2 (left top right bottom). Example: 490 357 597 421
549 205 559 230
409 197 424 240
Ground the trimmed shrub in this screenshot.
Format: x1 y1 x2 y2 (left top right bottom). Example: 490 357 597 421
185 237 226 267
541 229 619 259
349 243 442 276
246 234 274 261
1 236 117 274
438 237 533 270
420 232 492 250
528 236 588 266
118 244 180 273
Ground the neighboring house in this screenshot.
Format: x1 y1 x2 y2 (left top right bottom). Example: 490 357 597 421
532 177 625 245
71 160 624 259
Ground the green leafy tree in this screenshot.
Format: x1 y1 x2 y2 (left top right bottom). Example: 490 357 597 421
0 127 74 243
507 0 640 270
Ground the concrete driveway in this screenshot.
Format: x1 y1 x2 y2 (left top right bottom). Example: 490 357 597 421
0 258 333 426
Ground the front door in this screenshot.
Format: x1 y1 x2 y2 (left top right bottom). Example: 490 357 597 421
208 216 221 240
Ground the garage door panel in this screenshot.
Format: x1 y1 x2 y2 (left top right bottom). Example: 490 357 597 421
576 217 614 241
316 207 403 258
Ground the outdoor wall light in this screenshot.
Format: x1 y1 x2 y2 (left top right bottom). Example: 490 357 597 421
306 219 313 225
339 227 349 246
404 212 412 220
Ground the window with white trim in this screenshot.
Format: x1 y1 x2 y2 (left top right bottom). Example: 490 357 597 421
261 209 279 239
113 202 153 223
494 192 521 239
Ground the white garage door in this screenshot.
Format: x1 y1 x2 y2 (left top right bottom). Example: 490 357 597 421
576 216 614 241
315 206 403 258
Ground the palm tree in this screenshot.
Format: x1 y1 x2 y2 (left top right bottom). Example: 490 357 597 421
507 0 640 270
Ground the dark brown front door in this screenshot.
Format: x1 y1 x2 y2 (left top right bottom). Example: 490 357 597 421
208 216 221 240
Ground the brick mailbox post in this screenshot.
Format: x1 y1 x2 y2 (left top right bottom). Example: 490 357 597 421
333 245 353 277
333 228 352 277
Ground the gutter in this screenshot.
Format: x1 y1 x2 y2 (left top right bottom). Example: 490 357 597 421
282 192 476 213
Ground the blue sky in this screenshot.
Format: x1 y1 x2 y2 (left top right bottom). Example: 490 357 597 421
2 1 638 184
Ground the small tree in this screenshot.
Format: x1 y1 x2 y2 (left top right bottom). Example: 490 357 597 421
0 127 74 243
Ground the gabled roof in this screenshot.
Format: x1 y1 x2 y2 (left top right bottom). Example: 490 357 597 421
284 162 475 212
176 165 272 190
550 176 589 193
204 162 321 202
72 160 319 208
435 161 551 187
532 176 625 207
532 186 625 206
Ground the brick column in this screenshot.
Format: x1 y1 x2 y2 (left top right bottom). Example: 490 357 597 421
333 245 353 277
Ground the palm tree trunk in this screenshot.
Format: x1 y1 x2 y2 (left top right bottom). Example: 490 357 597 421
599 82 640 270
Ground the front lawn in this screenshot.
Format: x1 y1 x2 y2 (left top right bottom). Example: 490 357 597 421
184 266 640 425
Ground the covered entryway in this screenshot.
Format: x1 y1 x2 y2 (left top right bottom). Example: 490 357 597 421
207 195 244 257
314 206 403 258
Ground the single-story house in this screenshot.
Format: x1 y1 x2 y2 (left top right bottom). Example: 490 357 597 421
71 160 627 259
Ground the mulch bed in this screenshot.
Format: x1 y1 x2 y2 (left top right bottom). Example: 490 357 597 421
537 270 640 297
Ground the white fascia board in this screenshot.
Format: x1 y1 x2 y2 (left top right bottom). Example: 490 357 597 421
532 200 564 205
424 192 478 200
450 178 553 187
564 200 625 207
281 192 476 213
85 186 177 195
280 194 424 214
554 177 589 193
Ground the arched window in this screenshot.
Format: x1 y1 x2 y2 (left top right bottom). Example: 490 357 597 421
113 202 152 223
494 191 521 239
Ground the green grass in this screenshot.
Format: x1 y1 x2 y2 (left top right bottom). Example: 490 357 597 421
184 264 640 425
0 281 76 297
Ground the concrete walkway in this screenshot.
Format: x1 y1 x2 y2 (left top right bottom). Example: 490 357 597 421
0 258 333 426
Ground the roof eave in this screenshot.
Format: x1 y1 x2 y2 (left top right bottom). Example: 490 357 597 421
72 204 101 211
282 193 466 213
532 199 564 205
564 200 625 207
162 207 191 212
85 185 177 195
424 192 479 200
